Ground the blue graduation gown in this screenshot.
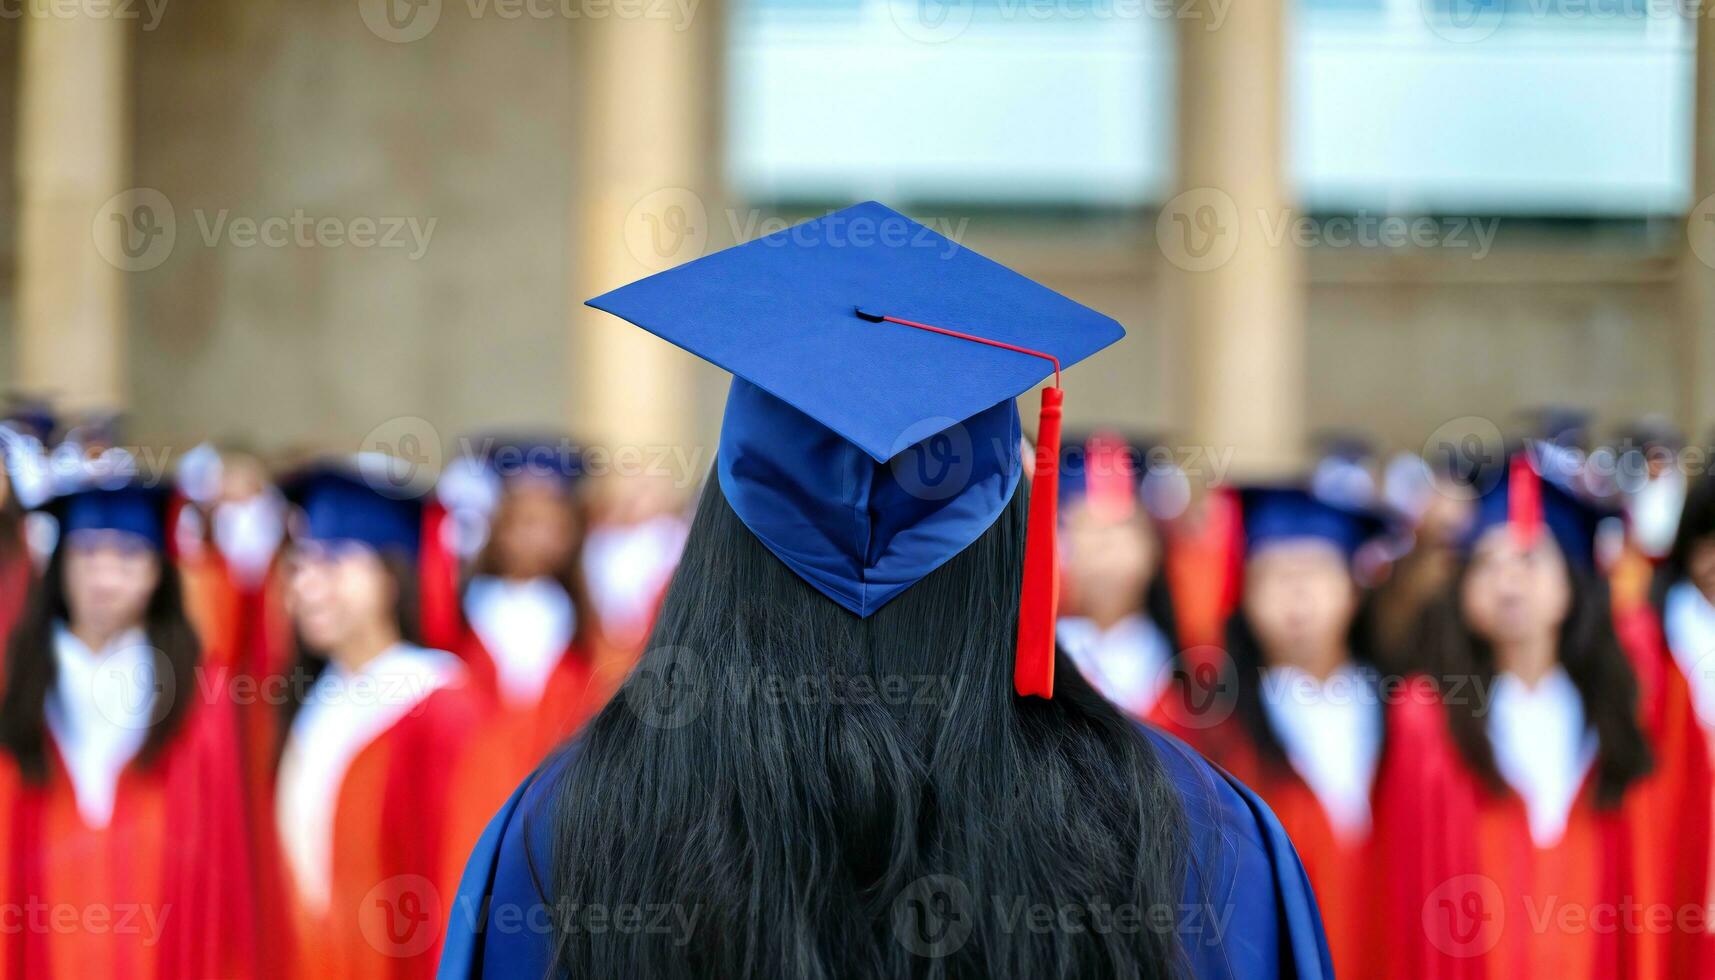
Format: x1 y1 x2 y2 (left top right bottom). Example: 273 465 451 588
439 726 1332 979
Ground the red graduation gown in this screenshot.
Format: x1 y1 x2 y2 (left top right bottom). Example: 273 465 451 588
1199 699 1417 980
1385 647 1711 980
1615 600 1715 977
0 673 259 980
275 679 489 980
437 628 623 902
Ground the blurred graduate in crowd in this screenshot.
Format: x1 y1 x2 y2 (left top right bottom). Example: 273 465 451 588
1370 447 1479 672
1617 416 1688 569
444 203 1330 979
1400 449 1710 977
579 470 689 652
272 457 487 979
0 479 258 978
1197 484 1412 978
1657 467 1715 935
1054 430 1183 724
432 435 619 897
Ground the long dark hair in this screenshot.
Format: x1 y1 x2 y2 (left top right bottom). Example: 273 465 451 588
1415 555 1651 807
0 470 23 561
1221 601 1379 775
0 544 201 782
1142 552 1181 654
536 477 1190 979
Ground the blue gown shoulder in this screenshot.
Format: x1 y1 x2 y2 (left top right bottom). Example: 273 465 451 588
1135 725 1333 979
439 729 1331 979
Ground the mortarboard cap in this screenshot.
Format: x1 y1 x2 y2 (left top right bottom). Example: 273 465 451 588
52 483 172 553
1239 485 1390 563
462 431 583 487
281 456 426 560
1462 447 1614 570
587 201 1125 698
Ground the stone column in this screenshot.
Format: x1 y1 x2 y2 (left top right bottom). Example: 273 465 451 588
570 1 724 457
1683 9 1715 440
15 9 130 411
1166 0 1305 480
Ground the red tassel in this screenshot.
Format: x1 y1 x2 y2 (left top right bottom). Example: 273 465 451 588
1508 453 1543 550
1015 387 1063 698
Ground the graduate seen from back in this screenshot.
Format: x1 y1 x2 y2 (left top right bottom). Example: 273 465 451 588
441 201 1332 980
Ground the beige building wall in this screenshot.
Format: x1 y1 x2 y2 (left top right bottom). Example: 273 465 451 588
124 1 591 457
0 6 1689 462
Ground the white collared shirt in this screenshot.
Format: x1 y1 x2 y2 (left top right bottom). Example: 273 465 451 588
464 576 575 708
1057 614 1172 718
1665 580 1715 730
45 623 157 829
1487 667 1598 848
1261 663 1383 841
275 644 461 913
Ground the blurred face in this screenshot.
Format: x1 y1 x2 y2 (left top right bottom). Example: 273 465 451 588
1684 537 1715 605
1460 528 1572 649
1061 502 1157 624
286 542 397 653
489 483 577 580
1242 539 1357 676
62 530 161 638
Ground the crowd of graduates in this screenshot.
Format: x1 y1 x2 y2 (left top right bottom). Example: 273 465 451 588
2 392 1715 977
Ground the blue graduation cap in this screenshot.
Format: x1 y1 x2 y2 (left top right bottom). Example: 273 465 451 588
1462 449 1613 570
281 458 425 559
52 483 172 553
586 201 1126 697
463 432 583 487
1239 485 1389 563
